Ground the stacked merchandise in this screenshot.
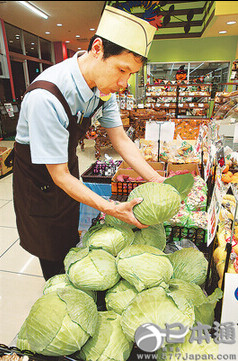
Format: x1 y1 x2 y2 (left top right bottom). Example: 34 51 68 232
164 175 208 248
213 193 238 287
3 176 222 361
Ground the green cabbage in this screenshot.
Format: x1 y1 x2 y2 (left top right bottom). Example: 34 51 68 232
128 182 181 225
82 224 134 256
105 279 138 315
64 247 120 291
167 247 208 286
105 213 136 230
133 223 166 250
43 273 97 302
167 279 223 326
121 286 195 342
17 287 98 356
116 245 173 292
79 311 133 361
156 332 219 360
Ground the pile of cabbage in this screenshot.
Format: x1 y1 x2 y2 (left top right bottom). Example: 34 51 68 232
16 180 222 361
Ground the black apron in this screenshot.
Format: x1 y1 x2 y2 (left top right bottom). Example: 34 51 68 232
13 80 104 261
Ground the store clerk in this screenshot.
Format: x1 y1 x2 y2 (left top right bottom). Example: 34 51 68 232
13 5 165 281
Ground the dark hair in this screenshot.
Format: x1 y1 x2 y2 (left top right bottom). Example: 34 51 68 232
88 35 147 65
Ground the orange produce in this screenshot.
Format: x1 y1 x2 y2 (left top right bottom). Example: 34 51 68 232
222 164 229 173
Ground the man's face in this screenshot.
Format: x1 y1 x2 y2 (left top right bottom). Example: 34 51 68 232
93 50 143 95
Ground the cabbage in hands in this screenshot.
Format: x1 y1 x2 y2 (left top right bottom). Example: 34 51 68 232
128 182 181 225
116 245 173 292
79 311 133 361
17 287 98 356
121 286 195 342
133 223 166 251
64 247 120 291
82 223 134 256
105 279 138 315
167 247 208 286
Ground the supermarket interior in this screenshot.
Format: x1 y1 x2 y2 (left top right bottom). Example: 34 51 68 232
0 1 238 360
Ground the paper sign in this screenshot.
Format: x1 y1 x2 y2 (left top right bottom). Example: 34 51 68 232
145 121 175 142
233 123 238 143
219 273 238 356
207 183 221 246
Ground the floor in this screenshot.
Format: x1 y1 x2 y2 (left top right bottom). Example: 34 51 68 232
0 138 121 347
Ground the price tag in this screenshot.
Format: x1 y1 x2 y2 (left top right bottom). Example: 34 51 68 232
198 103 204 108
190 103 195 107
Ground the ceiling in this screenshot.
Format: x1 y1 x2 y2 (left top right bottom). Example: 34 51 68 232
0 1 237 53
0 1 106 52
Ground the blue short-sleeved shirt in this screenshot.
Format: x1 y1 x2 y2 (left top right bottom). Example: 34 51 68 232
15 51 122 164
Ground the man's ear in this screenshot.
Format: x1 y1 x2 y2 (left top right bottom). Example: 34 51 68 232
91 37 103 58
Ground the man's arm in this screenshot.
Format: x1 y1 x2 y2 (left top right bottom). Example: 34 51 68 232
106 125 165 182
46 163 148 229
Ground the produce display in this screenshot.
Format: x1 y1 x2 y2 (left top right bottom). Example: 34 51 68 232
213 193 238 287
15 176 223 360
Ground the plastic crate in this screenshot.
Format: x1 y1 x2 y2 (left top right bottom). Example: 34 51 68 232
111 169 165 195
81 161 121 184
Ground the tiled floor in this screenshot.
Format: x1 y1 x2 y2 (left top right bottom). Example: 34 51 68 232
0 138 120 346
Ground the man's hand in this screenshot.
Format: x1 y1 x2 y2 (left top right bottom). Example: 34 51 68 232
109 198 148 229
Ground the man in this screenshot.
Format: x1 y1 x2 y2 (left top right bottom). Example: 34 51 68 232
13 5 164 280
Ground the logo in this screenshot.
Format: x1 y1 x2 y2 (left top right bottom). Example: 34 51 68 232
135 323 188 352
235 287 238 301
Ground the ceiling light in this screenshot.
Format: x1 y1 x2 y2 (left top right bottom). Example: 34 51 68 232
227 21 236 25
76 35 80 38
65 41 70 43
45 31 50 35
219 31 227 34
57 23 63 27
18 1 49 19
90 28 95 31
78 47 81 50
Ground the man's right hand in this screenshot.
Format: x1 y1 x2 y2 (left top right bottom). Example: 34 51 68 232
108 198 148 229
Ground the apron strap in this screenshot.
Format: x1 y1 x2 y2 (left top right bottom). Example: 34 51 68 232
24 80 73 122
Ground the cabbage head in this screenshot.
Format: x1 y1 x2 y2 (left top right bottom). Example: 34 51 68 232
82 223 134 256
43 273 97 302
116 245 173 292
105 213 136 230
64 247 120 291
105 279 138 315
156 332 218 361
167 247 208 286
17 287 98 356
167 279 223 326
79 311 133 361
128 182 181 225
121 286 195 342
133 223 166 251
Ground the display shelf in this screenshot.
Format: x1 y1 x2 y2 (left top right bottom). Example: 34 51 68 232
145 83 212 119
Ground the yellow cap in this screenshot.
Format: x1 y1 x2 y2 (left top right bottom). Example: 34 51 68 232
96 5 156 58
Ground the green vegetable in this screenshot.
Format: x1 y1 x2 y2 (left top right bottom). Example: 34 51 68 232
116 245 173 292
43 273 97 302
133 223 166 251
167 279 223 326
167 247 208 286
64 247 120 291
105 279 138 315
17 288 98 356
157 332 219 360
164 173 194 201
121 286 195 342
105 213 136 230
79 311 133 361
82 224 134 256
127 182 181 225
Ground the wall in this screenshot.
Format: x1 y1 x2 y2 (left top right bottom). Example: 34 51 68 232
128 35 238 97
148 36 237 64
